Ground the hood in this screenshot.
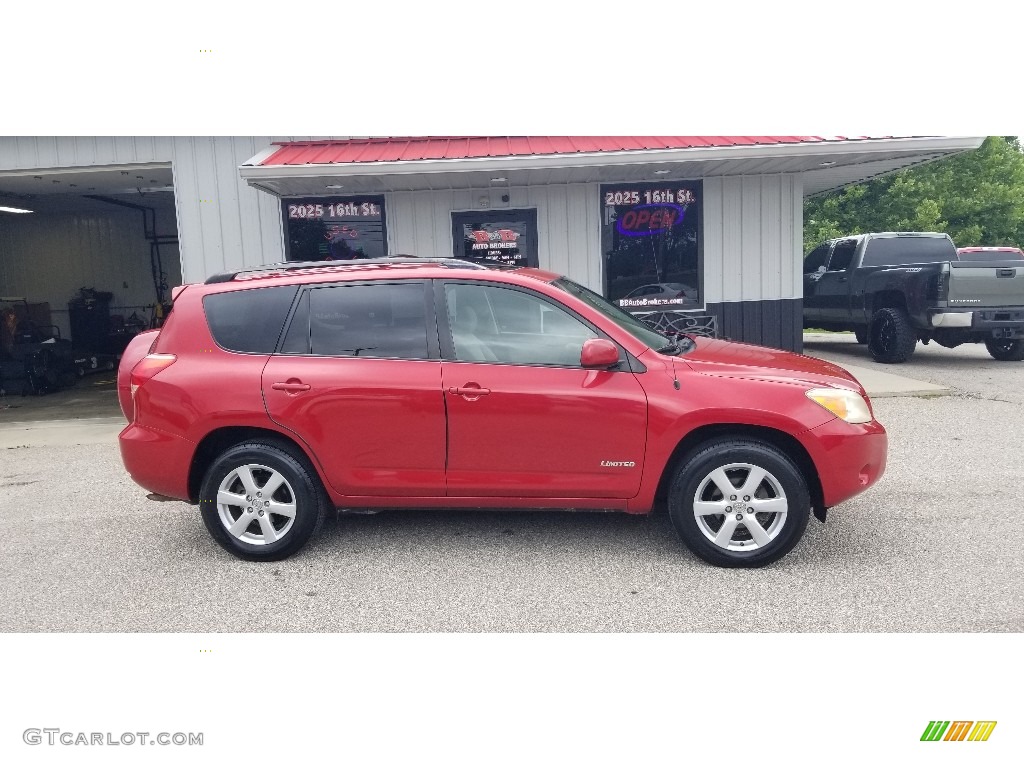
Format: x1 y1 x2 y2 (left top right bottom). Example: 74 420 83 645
679 337 866 393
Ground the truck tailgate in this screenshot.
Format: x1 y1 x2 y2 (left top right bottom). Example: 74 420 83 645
949 261 1024 308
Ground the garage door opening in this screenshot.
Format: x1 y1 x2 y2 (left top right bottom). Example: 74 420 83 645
0 164 181 417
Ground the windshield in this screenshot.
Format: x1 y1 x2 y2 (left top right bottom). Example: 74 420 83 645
551 277 675 350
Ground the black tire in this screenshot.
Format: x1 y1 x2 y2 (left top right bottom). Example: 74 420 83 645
868 307 917 363
853 327 868 344
199 441 326 561
667 438 811 568
985 338 1024 361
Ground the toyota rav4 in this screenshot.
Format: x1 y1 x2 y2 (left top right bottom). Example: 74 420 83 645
117 257 887 567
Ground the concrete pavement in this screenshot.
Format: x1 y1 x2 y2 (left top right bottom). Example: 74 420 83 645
0 416 125 448
802 332 951 398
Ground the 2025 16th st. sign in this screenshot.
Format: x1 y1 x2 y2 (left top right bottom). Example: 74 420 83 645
601 182 702 312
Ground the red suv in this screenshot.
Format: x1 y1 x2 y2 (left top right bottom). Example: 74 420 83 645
117 258 887 567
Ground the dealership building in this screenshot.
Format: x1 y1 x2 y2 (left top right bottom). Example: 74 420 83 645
0 135 983 359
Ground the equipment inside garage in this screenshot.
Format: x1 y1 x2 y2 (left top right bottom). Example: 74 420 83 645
0 166 181 402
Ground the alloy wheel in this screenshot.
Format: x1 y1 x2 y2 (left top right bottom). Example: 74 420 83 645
692 462 788 551
216 463 298 546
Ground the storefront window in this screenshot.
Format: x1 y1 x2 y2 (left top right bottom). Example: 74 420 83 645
282 196 387 261
451 209 538 267
600 181 702 311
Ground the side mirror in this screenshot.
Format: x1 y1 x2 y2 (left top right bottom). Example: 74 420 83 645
580 338 620 369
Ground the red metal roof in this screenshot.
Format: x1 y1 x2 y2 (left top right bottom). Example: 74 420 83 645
256 136 872 167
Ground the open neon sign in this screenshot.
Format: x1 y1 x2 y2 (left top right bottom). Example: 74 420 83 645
615 203 686 237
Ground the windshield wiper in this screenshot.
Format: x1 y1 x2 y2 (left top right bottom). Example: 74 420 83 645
656 335 695 356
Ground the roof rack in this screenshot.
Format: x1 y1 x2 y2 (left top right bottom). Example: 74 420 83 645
204 256 490 284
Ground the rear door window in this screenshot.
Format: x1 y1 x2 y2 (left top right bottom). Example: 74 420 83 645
306 282 430 359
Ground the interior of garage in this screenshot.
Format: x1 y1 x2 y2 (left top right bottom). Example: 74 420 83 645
0 165 181 405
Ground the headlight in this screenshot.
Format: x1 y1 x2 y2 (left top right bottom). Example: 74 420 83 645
805 388 873 424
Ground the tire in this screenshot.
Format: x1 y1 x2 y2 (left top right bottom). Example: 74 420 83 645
868 307 917 363
854 327 868 344
667 438 811 568
199 441 326 561
985 338 1024 361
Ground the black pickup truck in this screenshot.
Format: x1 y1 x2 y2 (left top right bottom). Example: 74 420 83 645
803 232 1024 363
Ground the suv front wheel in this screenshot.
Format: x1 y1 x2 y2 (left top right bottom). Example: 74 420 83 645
199 442 326 561
667 438 811 567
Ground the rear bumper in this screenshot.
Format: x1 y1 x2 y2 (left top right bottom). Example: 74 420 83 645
971 307 1024 337
119 423 195 501
804 418 888 508
930 312 973 328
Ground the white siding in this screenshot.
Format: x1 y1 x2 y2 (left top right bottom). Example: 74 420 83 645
701 173 803 304
386 183 603 293
702 177 724 304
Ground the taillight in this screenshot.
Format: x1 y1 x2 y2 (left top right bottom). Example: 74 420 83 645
934 267 949 302
130 354 176 396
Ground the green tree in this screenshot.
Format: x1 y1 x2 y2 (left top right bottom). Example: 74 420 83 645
804 136 1024 253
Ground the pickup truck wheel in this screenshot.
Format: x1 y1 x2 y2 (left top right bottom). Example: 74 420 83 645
868 307 917 363
667 439 810 568
985 338 1024 361
854 327 868 344
199 442 325 561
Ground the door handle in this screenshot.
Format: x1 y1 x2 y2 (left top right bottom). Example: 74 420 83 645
448 384 491 399
272 381 311 392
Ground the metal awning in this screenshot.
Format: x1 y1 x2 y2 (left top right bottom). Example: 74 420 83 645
239 136 986 197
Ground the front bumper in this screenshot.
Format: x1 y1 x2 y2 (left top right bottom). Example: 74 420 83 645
803 417 887 508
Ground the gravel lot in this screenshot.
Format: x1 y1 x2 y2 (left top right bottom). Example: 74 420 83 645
1 336 1022 632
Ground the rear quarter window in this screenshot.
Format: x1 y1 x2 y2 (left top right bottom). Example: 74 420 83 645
203 286 299 353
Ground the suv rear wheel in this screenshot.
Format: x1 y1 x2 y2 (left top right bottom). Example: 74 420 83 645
199 442 325 561
667 438 811 568
868 307 917 363
985 338 1024 361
